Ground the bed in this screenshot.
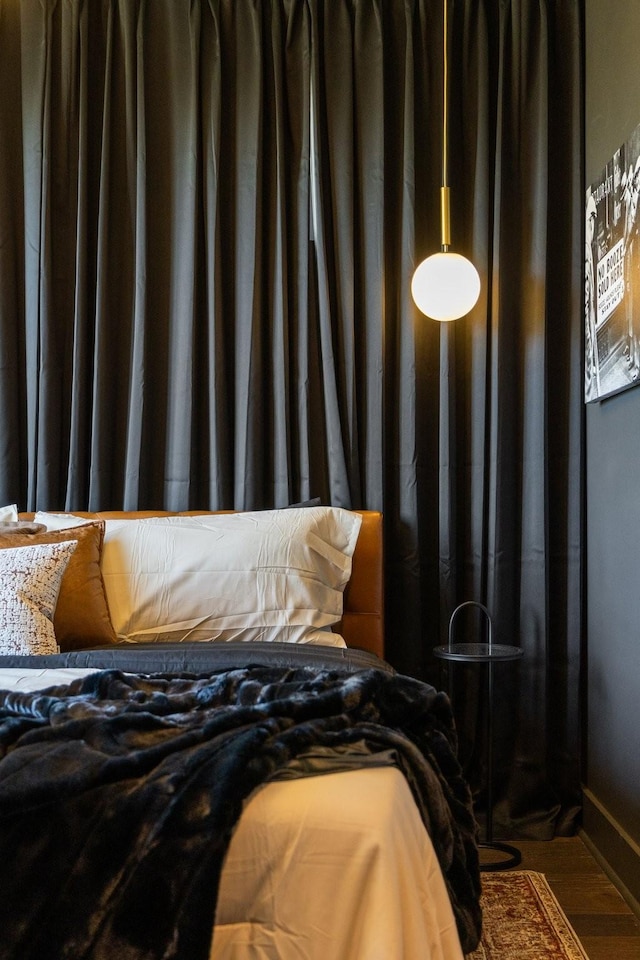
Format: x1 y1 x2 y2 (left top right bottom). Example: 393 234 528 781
0 505 481 960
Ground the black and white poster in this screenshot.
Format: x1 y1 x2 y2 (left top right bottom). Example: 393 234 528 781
585 122 640 402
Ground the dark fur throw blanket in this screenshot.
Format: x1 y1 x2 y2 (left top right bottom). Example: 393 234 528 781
0 666 481 959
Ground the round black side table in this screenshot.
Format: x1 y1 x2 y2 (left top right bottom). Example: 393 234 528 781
434 601 523 872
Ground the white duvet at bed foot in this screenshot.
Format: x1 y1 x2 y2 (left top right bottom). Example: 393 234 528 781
210 767 464 960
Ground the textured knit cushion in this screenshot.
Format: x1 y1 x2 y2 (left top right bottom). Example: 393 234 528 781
0 522 117 651
0 541 77 654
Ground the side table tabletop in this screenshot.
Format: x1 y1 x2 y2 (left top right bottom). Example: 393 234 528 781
433 642 524 663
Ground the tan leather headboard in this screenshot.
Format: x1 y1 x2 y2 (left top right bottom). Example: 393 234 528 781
339 511 384 658
20 509 385 658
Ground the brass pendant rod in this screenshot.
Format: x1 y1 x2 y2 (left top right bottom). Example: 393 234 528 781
440 0 450 251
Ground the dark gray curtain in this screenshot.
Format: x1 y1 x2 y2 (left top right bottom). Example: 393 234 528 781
0 0 583 838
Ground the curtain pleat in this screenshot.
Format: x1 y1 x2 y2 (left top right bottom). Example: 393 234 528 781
0 0 583 837
440 0 584 836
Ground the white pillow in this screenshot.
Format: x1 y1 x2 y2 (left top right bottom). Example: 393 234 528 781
34 511 95 530
99 507 362 645
0 540 78 655
0 504 18 522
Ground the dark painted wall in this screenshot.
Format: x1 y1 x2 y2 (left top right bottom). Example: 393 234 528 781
585 0 640 908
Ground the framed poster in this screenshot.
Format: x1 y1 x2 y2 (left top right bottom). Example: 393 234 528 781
585 121 640 402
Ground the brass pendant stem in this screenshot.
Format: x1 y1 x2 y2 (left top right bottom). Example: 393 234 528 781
440 186 451 250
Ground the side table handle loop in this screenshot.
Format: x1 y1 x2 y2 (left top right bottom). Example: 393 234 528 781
448 600 493 651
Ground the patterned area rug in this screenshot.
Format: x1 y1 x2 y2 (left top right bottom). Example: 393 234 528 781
467 871 590 959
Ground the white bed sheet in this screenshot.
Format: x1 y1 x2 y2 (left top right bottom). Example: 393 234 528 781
0 669 464 960
0 667 98 691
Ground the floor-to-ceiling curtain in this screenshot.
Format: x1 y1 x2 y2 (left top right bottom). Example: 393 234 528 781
0 0 582 838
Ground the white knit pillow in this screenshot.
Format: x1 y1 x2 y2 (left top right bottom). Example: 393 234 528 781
0 541 78 655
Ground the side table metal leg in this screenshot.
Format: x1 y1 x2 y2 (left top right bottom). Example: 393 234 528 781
478 660 521 872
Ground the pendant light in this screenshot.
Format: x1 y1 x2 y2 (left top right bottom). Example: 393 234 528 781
411 0 480 321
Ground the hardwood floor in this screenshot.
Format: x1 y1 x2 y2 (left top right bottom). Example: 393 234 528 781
485 835 640 960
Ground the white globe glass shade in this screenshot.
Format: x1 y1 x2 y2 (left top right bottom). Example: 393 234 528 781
411 252 481 321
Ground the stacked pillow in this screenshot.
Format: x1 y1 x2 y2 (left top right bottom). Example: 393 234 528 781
0 505 362 655
0 509 117 654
